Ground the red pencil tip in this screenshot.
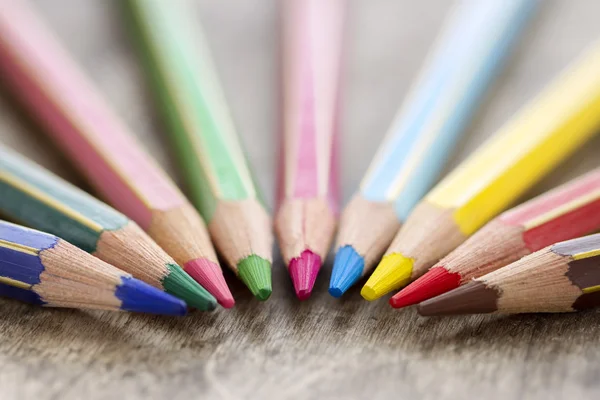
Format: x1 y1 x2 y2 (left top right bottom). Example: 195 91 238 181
389 266 461 309
288 249 321 301
184 258 235 308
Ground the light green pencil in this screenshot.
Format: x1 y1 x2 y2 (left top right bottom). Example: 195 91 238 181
125 0 273 300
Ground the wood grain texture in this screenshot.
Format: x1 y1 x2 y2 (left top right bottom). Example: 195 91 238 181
1 0 600 399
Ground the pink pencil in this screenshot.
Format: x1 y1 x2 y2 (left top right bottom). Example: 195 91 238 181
275 0 344 300
0 0 234 308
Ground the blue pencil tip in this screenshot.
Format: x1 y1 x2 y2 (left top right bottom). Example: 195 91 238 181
116 277 187 316
329 246 365 298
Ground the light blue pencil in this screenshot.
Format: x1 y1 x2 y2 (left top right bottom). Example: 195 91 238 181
329 0 538 297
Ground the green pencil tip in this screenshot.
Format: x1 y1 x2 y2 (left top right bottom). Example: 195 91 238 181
238 255 272 301
162 263 217 311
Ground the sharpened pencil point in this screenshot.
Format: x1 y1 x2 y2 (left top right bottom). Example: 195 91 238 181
238 255 272 301
184 258 235 308
116 276 187 316
362 253 413 301
329 245 364 298
289 249 321 301
162 263 217 311
417 280 499 316
390 266 461 308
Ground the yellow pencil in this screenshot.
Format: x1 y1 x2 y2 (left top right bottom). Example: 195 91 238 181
362 41 600 301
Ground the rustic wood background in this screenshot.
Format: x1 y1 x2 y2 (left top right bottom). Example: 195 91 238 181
1 1 600 399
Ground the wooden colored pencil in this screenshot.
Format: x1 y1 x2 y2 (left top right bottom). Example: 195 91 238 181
364 42 600 301
329 0 537 297
418 234 600 315
0 146 217 311
0 0 234 308
273 0 343 300
390 168 600 308
0 220 187 315
125 0 273 300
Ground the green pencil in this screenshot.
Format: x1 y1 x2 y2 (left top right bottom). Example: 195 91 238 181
125 0 273 300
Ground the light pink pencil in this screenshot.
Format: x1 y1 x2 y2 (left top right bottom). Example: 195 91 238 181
275 0 344 300
0 0 235 308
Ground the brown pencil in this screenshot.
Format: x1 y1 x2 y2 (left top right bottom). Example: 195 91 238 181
418 234 600 316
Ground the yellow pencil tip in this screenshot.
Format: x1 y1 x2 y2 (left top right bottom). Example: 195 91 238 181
360 285 378 301
361 253 414 301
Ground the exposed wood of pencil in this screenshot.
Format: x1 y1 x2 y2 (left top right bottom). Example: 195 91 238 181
96 221 171 289
208 199 273 269
146 203 218 268
431 220 529 285
419 236 600 315
275 198 336 264
35 240 127 310
334 195 402 269
385 201 465 278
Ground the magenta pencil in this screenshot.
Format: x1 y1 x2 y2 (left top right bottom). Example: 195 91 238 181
0 0 234 308
275 0 344 300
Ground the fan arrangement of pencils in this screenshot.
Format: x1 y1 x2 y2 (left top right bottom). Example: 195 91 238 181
0 0 599 317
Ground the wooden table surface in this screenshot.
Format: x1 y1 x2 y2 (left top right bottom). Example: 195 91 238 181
1 1 600 399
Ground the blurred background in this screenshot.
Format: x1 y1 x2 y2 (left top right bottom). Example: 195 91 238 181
1 1 600 399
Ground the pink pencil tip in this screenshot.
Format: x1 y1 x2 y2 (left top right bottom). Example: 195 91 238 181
288 249 321 301
184 258 235 308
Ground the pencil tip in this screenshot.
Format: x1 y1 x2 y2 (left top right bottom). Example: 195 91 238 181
329 245 364 298
361 253 413 301
184 258 235 308
417 280 499 316
116 276 187 316
389 266 461 308
289 249 321 301
238 255 272 301
163 264 218 311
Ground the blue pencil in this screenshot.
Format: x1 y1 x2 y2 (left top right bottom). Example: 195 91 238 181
0 220 187 315
330 0 538 297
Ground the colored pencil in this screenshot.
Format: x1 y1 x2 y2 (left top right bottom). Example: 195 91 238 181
273 0 343 300
363 41 600 301
418 234 600 315
0 0 234 308
329 0 537 297
0 146 217 311
125 0 273 300
390 168 600 308
0 220 187 315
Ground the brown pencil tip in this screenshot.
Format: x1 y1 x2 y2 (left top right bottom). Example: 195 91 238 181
417 280 499 316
